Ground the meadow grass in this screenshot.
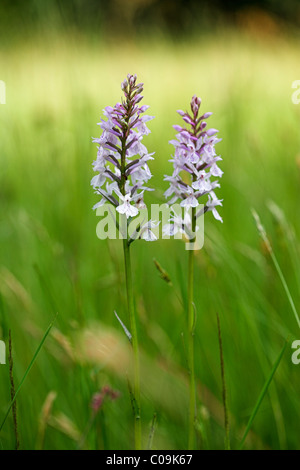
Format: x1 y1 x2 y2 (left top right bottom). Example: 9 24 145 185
0 30 300 449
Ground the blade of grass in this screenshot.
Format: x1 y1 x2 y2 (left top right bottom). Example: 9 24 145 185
252 209 300 330
114 310 132 343
0 314 57 434
239 338 288 449
8 330 19 450
147 412 157 450
267 200 300 293
216 312 230 450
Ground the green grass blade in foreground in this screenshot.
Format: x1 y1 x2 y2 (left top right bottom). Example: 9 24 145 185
216 312 230 450
147 412 157 450
252 209 300 330
0 315 57 433
267 200 300 294
239 339 288 450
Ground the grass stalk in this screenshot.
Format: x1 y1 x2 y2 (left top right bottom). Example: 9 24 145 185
216 313 230 450
252 209 300 330
239 339 288 449
147 412 157 450
8 330 19 450
0 315 56 434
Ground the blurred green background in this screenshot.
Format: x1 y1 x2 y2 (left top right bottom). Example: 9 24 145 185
1 0 300 450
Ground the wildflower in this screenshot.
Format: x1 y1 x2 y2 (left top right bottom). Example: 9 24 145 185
91 75 155 450
164 95 224 449
164 95 223 235
91 385 120 414
116 193 139 218
91 74 155 222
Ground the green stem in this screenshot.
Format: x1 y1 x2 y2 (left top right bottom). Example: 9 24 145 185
187 206 196 450
123 238 141 450
119 84 141 449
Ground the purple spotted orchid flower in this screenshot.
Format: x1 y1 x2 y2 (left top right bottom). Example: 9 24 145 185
164 95 223 230
91 74 155 224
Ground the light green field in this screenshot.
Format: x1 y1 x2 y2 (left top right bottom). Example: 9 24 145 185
1 31 300 449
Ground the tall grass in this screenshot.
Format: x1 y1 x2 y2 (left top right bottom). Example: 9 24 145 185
0 30 300 449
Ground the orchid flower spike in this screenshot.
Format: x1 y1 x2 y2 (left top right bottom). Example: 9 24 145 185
164 95 223 234
91 74 155 223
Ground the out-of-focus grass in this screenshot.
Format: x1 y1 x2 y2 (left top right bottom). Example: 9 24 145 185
1 30 300 449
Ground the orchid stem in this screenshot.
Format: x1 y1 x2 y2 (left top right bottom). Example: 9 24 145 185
187 206 196 450
123 237 141 450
